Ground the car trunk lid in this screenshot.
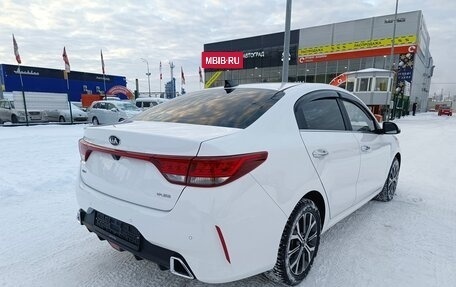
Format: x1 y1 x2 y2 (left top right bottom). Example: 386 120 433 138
80 121 240 211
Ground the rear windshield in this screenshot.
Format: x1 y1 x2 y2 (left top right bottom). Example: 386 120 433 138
135 88 283 129
116 102 140 111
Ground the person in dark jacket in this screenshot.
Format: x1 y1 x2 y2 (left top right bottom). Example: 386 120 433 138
412 102 417 116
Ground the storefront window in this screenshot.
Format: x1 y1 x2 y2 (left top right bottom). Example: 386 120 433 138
305 63 316 83
348 59 361 71
337 60 349 74
316 62 327 83
360 57 375 69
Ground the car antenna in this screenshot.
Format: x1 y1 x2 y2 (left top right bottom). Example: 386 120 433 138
224 80 238 94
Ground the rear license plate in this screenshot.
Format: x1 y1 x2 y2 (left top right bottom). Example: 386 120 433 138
94 211 141 249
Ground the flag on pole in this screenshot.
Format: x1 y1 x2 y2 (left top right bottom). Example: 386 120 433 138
62 47 70 73
100 49 105 74
12 34 22 64
181 67 185 85
159 61 162 80
199 66 203 83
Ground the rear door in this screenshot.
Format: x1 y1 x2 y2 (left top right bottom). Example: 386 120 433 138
44 109 59 121
97 102 108 124
106 102 119 123
89 102 102 122
295 91 360 218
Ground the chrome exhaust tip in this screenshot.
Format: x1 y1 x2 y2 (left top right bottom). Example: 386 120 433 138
169 256 194 280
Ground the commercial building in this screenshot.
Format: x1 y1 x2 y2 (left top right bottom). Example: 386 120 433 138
0 64 129 101
204 10 433 114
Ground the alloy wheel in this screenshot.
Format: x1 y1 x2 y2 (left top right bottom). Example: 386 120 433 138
387 160 400 198
286 211 318 276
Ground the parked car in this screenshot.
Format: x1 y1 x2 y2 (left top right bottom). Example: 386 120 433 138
43 103 88 122
0 99 43 124
438 105 453 116
76 83 401 285
135 97 169 110
87 100 141 125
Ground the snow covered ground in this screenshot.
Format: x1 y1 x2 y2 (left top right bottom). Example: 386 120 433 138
0 112 455 287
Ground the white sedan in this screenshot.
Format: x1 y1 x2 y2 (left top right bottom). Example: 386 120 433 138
87 100 141 125
76 83 401 285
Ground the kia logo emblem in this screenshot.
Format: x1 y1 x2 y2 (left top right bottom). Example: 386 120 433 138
109 135 120 146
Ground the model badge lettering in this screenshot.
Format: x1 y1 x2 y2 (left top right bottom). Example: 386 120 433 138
109 136 120 146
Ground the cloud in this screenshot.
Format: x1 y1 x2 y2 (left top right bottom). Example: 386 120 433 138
0 0 454 95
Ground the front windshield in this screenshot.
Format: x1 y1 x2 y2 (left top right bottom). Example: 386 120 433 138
70 104 81 111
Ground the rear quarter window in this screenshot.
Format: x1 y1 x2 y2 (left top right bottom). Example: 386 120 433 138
135 88 284 129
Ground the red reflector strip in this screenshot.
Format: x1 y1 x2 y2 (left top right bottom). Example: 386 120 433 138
78 139 92 161
215 225 231 264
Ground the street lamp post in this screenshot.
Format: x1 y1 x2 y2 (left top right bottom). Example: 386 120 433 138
388 0 399 71
281 0 292 83
140 58 151 97
385 0 399 120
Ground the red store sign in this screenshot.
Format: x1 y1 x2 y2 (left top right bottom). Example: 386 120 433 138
202 52 244 69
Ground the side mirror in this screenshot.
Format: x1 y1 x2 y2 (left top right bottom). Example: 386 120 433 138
382 121 401 134
110 108 118 112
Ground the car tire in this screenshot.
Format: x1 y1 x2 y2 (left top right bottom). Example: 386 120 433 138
59 116 66 122
11 114 18 123
266 199 321 286
92 117 99 125
374 158 400 202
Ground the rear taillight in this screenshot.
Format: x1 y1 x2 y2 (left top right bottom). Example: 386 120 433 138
150 156 192 185
187 153 268 187
152 152 268 187
78 139 267 187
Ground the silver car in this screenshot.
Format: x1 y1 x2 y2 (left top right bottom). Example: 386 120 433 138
87 100 141 125
44 103 88 123
0 99 43 124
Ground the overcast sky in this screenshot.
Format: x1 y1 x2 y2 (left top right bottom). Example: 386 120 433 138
0 0 454 96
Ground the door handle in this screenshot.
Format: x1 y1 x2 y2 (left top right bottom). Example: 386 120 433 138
312 149 329 158
361 145 371 152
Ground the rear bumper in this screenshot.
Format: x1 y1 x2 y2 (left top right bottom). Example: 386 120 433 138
76 175 287 283
77 208 192 275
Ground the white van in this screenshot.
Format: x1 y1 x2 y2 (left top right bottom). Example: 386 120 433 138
135 98 168 110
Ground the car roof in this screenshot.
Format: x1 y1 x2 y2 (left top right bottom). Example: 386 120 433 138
205 82 346 94
206 82 299 92
92 100 131 104
136 98 167 102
